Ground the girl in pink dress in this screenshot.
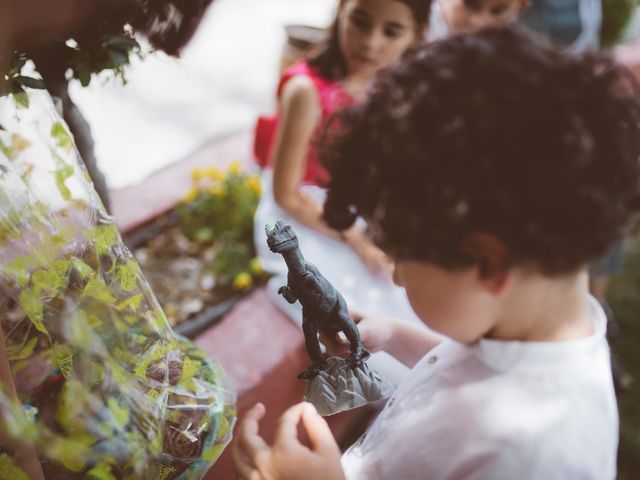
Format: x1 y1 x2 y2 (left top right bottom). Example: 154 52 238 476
253 0 431 382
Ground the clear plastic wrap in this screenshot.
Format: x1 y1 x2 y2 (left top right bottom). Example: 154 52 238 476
0 85 235 479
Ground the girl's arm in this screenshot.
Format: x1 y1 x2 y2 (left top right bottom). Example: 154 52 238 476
271 74 345 240
271 76 389 275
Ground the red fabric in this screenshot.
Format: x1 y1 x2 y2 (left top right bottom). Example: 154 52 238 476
253 61 354 186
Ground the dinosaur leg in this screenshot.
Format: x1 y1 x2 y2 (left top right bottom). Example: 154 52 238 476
298 318 327 380
337 309 370 368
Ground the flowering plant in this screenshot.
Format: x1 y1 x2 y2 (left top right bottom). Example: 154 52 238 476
177 163 266 290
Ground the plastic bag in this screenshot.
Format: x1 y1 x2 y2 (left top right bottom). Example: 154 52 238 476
0 84 235 479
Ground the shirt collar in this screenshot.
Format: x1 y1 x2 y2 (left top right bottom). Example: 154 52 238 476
471 295 607 375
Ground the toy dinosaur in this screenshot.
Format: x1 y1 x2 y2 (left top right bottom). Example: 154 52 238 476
265 220 370 380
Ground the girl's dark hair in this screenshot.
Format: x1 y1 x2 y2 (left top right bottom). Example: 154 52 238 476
322 26 640 274
308 0 432 81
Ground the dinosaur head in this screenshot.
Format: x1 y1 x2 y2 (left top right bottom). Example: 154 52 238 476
265 220 298 253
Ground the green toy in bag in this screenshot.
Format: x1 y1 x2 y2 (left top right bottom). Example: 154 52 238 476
0 81 236 479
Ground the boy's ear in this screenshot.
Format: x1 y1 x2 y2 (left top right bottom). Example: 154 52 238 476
462 232 510 291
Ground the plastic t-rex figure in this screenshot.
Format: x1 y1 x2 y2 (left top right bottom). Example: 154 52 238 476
265 220 370 380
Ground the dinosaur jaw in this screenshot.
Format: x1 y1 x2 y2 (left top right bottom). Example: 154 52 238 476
265 220 299 253
268 237 298 253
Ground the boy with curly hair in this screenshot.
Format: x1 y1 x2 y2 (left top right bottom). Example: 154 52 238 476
233 27 640 480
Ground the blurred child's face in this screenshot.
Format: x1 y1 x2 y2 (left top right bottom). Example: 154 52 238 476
393 259 498 343
338 0 419 78
445 0 525 33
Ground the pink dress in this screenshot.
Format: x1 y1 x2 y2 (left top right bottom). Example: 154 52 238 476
253 60 354 186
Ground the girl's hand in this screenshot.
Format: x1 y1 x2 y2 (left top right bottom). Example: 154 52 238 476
349 233 393 278
320 310 397 358
232 402 345 480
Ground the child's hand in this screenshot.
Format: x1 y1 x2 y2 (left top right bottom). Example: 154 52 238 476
320 310 396 358
232 402 345 480
349 233 393 278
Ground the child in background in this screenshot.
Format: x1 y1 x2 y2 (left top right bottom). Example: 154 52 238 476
253 0 431 340
428 0 528 40
428 0 600 52
233 27 640 479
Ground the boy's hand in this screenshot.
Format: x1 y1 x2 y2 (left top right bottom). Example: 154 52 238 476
232 402 345 480
320 310 396 358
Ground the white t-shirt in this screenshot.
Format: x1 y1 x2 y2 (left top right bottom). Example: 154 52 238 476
341 296 618 479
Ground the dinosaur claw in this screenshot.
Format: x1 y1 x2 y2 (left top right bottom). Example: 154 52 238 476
297 363 326 380
345 349 370 368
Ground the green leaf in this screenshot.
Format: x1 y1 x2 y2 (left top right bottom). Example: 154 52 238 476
53 343 74 379
157 465 176 480
71 257 95 279
87 462 116 480
87 315 103 328
51 122 74 150
118 261 139 292
6 336 38 361
56 439 90 472
194 227 214 243
0 138 14 160
202 443 225 463
103 35 139 52
179 356 201 384
55 163 74 200
81 278 116 303
32 260 69 296
54 380 83 430
94 225 118 256
19 289 47 335
117 293 142 312
2 256 31 287
11 359 31 375
16 75 46 90
106 49 130 67
0 453 30 480
11 91 28 108
108 397 130 429
109 362 128 385
15 56 27 70
78 67 91 87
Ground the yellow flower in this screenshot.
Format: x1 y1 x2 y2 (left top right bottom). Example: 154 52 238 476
204 167 225 181
182 186 199 203
228 160 243 175
249 257 265 275
191 168 204 181
233 272 253 290
210 184 227 197
246 176 262 196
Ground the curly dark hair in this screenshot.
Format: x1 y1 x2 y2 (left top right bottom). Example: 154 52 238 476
309 0 432 81
322 26 640 274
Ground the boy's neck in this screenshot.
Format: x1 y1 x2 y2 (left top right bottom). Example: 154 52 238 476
486 270 593 343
